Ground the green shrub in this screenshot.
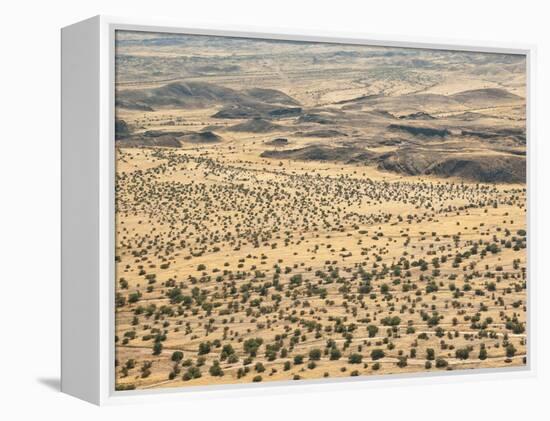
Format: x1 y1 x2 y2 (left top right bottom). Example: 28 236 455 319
152 341 162 355
243 338 263 357
309 348 322 361
220 344 235 360
198 342 211 355
506 344 517 358
348 353 363 364
381 316 401 326
455 348 470 360
255 362 266 373
435 358 448 368
330 348 342 360
209 361 224 377
367 325 379 338
370 349 385 360
479 346 488 360
426 348 435 360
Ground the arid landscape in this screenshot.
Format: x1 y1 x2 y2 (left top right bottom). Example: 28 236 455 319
114 31 527 391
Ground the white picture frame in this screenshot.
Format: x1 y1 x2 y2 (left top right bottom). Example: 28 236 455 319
61 15 536 405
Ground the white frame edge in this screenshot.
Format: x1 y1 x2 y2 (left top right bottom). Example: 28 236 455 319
61 16 101 404
61 14 537 406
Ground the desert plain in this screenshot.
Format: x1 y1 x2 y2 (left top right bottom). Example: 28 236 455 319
113 31 527 390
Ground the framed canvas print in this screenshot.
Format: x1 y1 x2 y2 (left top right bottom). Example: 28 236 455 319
61 16 533 405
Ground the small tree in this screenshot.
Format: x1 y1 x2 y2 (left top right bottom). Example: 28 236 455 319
370 349 385 360
198 342 211 355
153 341 163 355
435 358 448 368
367 325 379 338
349 353 363 364
506 344 517 358
209 361 224 377
479 346 488 360
426 348 435 361
220 344 235 360
255 362 266 373
330 348 342 360
243 338 263 357
455 348 470 360
309 348 322 361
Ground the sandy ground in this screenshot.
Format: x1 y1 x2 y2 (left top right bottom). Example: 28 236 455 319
113 32 526 391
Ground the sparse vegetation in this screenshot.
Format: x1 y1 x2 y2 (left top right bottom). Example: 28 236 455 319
114 32 527 390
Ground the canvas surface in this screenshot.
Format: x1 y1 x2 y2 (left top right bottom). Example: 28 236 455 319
113 30 527 390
